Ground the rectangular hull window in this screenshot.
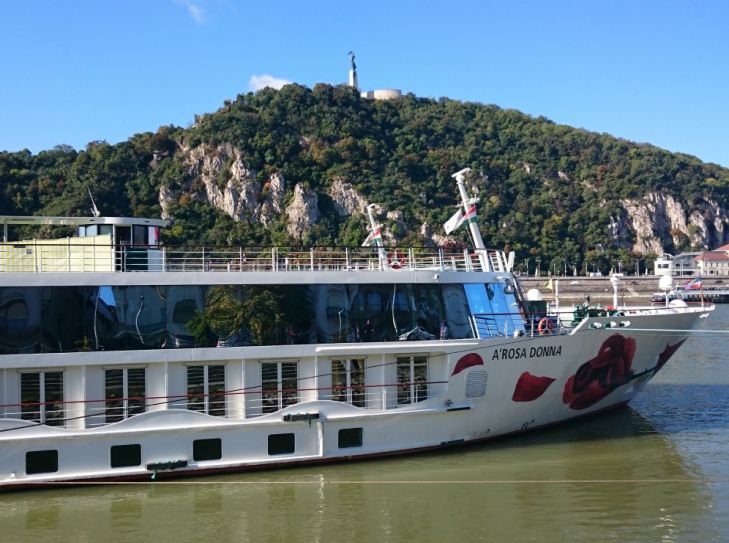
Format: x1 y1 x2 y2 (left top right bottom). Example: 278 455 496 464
26 450 58 475
193 438 222 462
268 433 295 455
110 444 142 468
338 428 363 448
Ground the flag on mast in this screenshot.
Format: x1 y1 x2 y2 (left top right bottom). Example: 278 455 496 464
684 276 703 290
361 228 382 247
443 205 477 234
444 209 463 234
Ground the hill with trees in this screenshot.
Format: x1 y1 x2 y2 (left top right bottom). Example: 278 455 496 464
2 83 729 275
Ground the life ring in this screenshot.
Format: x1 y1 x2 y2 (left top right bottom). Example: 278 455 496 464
388 251 406 270
537 317 554 335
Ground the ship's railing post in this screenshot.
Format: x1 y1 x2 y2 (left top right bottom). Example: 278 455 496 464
345 247 350 270
310 248 315 271
162 246 167 272
438 248 444 271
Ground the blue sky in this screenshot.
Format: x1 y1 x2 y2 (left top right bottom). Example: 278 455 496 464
1 1 728 167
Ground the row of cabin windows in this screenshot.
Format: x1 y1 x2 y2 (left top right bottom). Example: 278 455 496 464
25 428 365 475
18 356 430 425
20 365 227 424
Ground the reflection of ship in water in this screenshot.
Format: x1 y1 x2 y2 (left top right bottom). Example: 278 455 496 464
0 408 713 542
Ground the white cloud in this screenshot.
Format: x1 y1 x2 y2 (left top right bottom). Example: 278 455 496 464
174 0 205 24
249 74 292 92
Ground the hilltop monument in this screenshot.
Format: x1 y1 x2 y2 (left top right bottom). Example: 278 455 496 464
350 51 402 100
348 51 358 89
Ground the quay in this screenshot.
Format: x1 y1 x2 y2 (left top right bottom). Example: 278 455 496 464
520 276 729 303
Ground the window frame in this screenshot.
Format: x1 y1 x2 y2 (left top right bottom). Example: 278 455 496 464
261 361 298 414
186 364 226 417
104 367 146 424
331 358 366 407
19 370 65 426
396 355 429 405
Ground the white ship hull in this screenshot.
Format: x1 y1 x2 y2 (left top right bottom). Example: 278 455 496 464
0 211 712 489
0 302 708 489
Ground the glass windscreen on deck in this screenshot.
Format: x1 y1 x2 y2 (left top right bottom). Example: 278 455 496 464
0 282 525 354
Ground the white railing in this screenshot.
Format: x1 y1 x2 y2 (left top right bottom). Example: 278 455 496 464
0 382 453 429
0 244 511 273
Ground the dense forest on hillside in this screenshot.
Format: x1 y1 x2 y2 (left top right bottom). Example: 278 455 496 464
2 83 729 275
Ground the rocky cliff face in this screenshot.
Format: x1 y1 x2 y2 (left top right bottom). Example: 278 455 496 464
162 145 728 253
183 143 263 221
620 192 729 254
160 143 289 226
160 144 378 242
286 184 319 240
328 178 368 216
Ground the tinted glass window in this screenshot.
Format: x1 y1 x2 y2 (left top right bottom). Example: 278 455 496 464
268 433 295 455
26 450 58 475
110 444 141 468
193 438 222 461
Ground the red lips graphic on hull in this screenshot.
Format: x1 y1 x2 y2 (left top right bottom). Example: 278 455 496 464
451 353 484 376
512 372 556 402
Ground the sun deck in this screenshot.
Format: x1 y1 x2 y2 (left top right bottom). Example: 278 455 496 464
0 243 511 274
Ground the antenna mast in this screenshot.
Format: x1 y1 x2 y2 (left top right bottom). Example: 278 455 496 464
88 188 101 217
365 204 388 270
452 168 490 271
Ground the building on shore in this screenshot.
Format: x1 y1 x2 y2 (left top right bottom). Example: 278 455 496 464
654 252 701 277
696 248 729 276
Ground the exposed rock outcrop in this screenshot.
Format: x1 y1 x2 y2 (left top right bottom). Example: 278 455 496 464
259 173 285 226
160 143 289 226
286 184 319 240
159 144 729 255
419 223 439 247
620 192 729 254
183 143 260 221
328 179 368 217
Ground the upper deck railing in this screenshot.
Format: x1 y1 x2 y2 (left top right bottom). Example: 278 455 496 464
0 242 510 273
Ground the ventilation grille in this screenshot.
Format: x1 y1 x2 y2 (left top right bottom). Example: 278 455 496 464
465 370 488 398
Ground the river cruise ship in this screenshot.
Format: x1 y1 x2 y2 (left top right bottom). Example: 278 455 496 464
0 170 713 489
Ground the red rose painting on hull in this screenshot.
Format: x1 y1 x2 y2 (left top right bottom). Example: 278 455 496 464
563 334 636 410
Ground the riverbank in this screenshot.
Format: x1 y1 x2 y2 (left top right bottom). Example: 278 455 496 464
520 275 717 303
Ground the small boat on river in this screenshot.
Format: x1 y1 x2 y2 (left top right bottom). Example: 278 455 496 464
0 168 713 490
